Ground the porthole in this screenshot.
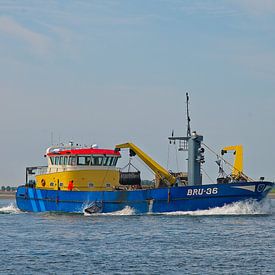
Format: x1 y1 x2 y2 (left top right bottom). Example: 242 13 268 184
106 183 111 188
50 182 55 187
88 183 94 188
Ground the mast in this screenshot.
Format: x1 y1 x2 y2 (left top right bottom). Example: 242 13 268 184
168 93 204 186
186 92 191 137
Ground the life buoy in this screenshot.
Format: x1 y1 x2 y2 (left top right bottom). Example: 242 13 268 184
41 179 46 187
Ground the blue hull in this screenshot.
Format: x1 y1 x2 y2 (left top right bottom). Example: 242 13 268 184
16 182 274 214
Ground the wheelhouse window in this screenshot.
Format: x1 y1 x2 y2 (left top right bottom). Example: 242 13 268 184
108 157 114 166
59 156 64 165
51 155 118 166
77 156 91 166
54 157 59 165
103 157 109 166
68 156 76 166
112 158 118 166
91 156 103 166
102 156 116 166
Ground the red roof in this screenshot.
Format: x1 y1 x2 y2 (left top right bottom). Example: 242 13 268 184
47 148 120 157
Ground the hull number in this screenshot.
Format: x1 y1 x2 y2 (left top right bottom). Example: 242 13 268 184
187 187 218 196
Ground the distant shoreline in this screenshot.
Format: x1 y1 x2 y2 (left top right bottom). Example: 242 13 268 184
0 191 16 199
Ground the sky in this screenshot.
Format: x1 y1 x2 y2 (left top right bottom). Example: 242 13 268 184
0 0 275 186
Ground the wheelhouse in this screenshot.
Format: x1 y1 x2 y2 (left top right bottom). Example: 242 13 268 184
46 147 121 169
26 145 122 191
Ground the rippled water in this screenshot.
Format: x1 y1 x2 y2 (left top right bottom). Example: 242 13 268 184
0 199 274 274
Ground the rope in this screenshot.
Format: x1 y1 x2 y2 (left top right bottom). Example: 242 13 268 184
174 144 179 172
202 142 254 182
120 158 140 172
102 166 112 185
166 144 170 170
201 167 215 184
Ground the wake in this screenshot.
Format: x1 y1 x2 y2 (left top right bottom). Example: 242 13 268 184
0 203 21 214
161 199 272 216
83 199 272 217
84 206 135 216
2 199 271 216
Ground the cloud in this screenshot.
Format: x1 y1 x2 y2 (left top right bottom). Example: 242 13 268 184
178 2 239 16
163 0 275 17
0 16 51 54
235 0 275 15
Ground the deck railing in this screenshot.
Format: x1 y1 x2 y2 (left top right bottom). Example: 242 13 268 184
26 166 48 185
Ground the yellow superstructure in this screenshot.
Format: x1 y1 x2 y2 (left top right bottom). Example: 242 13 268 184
36 169 120 191
31 144 122 191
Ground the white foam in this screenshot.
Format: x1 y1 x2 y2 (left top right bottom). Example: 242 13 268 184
84 206 135 216
83 200 272 217
0 203 21 214
161 199 272 216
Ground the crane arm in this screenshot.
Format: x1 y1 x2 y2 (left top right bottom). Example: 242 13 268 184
115 142 176 185
222 145 243 178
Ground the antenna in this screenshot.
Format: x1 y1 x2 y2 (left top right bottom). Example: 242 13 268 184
51 131 54 145
186 92 191 137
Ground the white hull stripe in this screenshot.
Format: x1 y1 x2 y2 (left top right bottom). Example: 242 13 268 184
231 185 255 192
264 185 272 192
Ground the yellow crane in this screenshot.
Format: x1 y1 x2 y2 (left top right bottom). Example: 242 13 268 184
115 142 177 186
221 145 244 180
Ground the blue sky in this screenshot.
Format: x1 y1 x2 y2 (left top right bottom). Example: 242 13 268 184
0 0 275 185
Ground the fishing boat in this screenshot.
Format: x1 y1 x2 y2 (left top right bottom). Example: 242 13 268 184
16 94 274 214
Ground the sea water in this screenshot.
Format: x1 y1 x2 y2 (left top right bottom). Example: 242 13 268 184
0 199 274 275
